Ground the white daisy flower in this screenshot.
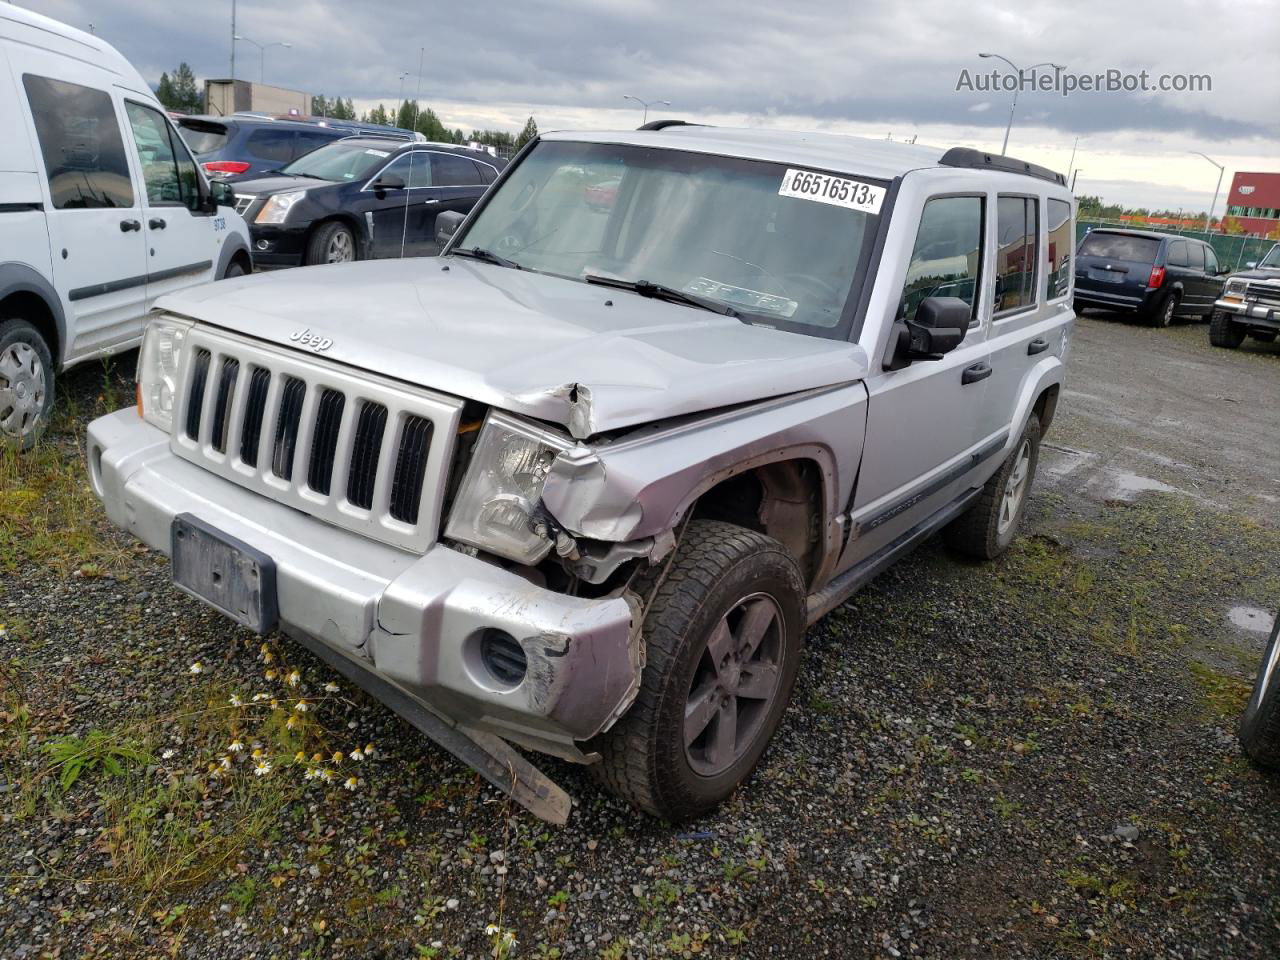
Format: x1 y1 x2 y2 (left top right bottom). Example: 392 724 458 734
188 662 203 675
254 759 272 776
228 740 244 752
287 670 301 687
293 700 308 713
318 768 334 783
349 749 364 762
344 776 358 791
228 694 243 707
485 924 500 936
160 749 176 760
323 682 340 693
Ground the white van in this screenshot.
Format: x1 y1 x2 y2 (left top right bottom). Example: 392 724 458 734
0 6 252 447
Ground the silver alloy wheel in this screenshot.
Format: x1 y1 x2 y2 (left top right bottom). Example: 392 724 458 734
1254 627 1280 712
996 439 1032 536
683 593 785 777
1162 296 1176 326
326 229 354 263
0 341 46 441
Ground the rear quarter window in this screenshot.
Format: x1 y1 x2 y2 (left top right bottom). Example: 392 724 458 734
1078 232 1159 262
177 121 229 155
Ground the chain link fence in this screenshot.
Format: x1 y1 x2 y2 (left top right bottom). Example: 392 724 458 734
1076 218 1275 273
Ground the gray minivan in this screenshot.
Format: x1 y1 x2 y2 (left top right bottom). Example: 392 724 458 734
1073 228 1226 327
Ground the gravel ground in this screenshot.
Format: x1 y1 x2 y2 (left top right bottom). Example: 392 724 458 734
2 312 1279 959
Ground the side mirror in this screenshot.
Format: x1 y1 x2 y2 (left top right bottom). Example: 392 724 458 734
887 296 969 369
1245 261 1257 269
372 173 405 191
435 210 465 246
209 179 234 212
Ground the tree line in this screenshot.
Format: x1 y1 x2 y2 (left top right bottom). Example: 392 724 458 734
153 63 538 152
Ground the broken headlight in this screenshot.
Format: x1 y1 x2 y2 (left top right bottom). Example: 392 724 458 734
137 315 194 433
445 411 573 564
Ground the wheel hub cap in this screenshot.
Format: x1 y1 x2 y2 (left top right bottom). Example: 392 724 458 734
0 342 46 440
683 593 785 777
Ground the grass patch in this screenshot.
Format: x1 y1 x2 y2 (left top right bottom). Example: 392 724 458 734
1188 660 1251 722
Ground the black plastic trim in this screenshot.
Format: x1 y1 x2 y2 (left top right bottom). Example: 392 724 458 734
0 202 43 213
67 260 212 301
637 119 708 131
939 147 1067 186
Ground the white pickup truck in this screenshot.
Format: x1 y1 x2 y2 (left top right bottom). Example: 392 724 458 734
87 122 1075 823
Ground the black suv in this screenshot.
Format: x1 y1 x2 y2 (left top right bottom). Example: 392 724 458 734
1073 228 1227 327
230 138 505 267
177 115 418 182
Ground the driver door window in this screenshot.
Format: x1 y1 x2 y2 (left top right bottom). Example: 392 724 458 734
898 195 984 327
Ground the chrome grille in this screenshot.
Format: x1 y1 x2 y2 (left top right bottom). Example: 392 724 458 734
171 326 464 553
1245 281 1280 307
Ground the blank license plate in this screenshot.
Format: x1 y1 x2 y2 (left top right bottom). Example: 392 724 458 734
171 514 277 633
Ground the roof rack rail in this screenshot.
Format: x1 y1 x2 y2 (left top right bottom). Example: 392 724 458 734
939 147 1067 187
638 119 707 131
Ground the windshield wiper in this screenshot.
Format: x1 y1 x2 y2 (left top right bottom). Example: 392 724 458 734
451 247 525 270
584 275 742 319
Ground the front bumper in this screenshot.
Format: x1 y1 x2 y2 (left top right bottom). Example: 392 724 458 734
86 409 642 757
1214 297 1280 327
246 224 307 268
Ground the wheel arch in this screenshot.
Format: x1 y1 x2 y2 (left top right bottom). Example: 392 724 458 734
306 214 366 258
0 263 65 368
215 235 252 279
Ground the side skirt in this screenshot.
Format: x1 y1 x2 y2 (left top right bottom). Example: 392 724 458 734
805 486 982 625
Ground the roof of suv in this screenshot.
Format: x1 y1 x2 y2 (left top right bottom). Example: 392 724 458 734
544 126 947 181
1087 227 1194 242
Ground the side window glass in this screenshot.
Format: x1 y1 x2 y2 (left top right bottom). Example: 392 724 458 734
1187 242 1204 271
898 195 984 325
245 129 297 163
477 162 498 184
1167 240 1188 267
433 153 481 187
23 74 134 209
1204 245 1219 274
1046 198 1072 299
125 101 183 206
995 196 1039 314
378 154 432 188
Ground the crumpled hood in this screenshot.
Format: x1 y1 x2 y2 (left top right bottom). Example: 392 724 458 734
157 258 869 438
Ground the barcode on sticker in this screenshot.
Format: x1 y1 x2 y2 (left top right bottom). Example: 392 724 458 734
778 168 885 214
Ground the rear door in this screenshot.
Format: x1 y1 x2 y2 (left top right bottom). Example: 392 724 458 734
16 70 147 360
1165 239 1193 316
121 99 218 306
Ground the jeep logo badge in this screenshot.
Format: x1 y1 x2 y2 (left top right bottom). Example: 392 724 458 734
290 328 332 352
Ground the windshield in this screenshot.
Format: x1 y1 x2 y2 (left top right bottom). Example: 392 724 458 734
1259 245 1280 269
280 141 393 182
1078 232 1160 262
454 140 883 333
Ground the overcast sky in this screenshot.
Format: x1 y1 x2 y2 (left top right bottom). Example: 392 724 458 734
17 0 1280 212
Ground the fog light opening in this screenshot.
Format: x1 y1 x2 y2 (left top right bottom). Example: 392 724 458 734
479 629 527 688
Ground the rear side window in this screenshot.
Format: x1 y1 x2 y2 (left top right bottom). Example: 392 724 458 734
477 162 498 184
1167 239 1189 267
23 74 134 209
177 120 228 155
1187 242 1204 271
995 196 1038 314
293 130 337 158
433 153 483 187
244 129 297 163
1046 198 1072 299
898 195 984 325
1077 232 1159 262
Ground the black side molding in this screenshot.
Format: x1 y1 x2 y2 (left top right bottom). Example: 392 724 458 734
939 147 1067 187
0 202 43 213
68 260 212 301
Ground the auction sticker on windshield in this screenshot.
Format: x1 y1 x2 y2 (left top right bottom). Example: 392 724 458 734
778 169 885 214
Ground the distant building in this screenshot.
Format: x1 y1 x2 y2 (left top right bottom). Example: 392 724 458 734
204 79 312 117
1223 171 1280 237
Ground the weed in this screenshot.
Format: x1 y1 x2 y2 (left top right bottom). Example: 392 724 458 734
42 729 147 791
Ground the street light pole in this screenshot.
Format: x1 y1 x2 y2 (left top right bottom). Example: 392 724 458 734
1190 151 1225 233
234 35 292 85
623 95 671 125
230 0 236 80
978 53 1066 155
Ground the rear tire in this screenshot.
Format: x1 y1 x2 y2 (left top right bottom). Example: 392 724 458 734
591 520 806 821
1209 310 1245 349
944 414 1041 561
305 221 357 266
1148 291 1178 328
0 317 55 450
221 258 247 280
1240 616 1280 769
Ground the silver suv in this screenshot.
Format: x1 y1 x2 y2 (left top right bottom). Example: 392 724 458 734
87 123 1076 823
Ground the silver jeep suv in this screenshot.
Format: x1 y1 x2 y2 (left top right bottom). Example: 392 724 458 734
87 123 1076 823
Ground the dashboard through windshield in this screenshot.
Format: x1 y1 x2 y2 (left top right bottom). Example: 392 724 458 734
454 140 884 335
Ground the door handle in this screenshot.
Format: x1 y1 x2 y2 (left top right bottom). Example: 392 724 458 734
423 198 438 205
119 219 141 232
962 361 993 385
148 218 167 230
1027 337 1050 356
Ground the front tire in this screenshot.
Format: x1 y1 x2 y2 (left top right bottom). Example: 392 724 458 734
305 221 357 266
1240 616 1280 769
592 520 806 821
944 413 1041 560
0 318 55 450
1209 310 1245 349
221 259 248 280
